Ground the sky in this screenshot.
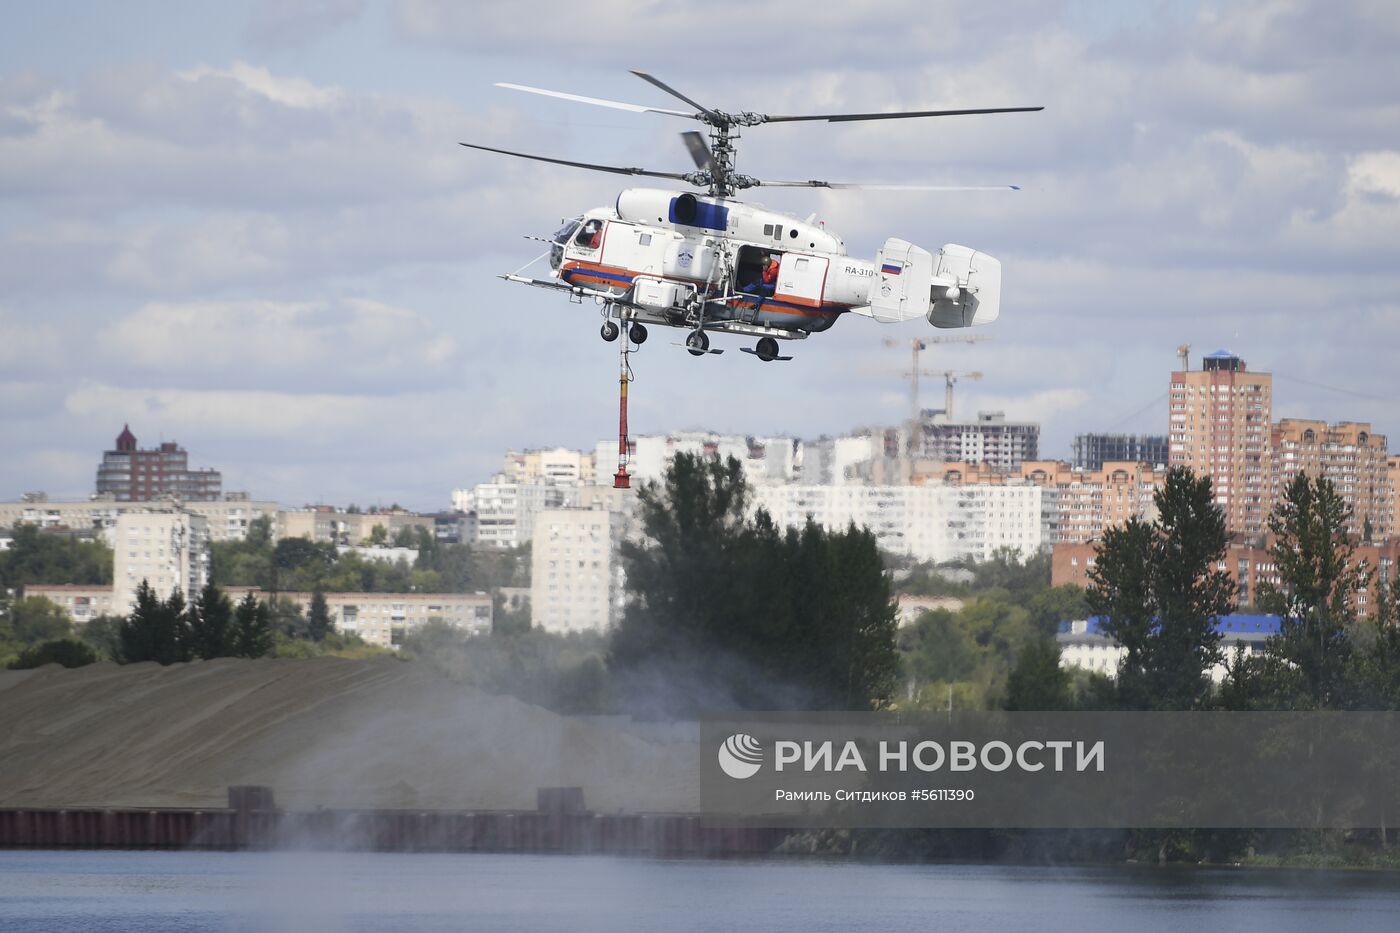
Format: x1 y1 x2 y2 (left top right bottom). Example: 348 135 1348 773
2 0 1397 511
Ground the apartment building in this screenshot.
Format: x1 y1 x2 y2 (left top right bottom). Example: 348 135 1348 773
225 587 492 648
95 425 221 501
1168 351 1272 537
0 493 276 543
112 508 211 612
1272 420 1392 540
530 506 625 633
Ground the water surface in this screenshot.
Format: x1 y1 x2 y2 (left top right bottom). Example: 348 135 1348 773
2 850 1398 932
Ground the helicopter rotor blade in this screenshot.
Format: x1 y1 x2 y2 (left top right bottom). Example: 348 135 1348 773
629 70 722 121
460 142 695 182
761 106 1044 123
680 131 715 173
753 179 1023 191
494 82 696 119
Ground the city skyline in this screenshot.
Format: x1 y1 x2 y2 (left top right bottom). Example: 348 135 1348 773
3 2 1397 510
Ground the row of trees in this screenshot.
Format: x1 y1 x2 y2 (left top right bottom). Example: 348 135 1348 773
210 515 528 595
4 580 355 669
0 524 112 590
117 582 276 664
1079 467 1400 712
608 454 900 714
403 453 904 717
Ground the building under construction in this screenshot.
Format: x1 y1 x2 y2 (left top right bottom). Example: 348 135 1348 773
917 411 1039 470
1072 433 1169 471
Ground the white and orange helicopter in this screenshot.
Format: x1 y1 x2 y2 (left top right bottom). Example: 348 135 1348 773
463 71 1040 361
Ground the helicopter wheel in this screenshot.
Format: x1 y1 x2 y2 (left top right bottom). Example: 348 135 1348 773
629 322 648 345
685 329 709 357
755 336 779 362
600 320 619 342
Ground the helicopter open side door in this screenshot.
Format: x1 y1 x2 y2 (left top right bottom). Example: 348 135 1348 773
867 238 934 323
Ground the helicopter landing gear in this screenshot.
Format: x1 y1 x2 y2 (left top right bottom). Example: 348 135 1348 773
600 320 620 342
629 322 648 345
739 334 793 362
685 329 710 357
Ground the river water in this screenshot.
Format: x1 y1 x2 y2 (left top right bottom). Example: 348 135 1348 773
1 850 1398 932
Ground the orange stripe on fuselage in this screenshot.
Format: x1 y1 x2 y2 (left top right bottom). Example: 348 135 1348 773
561 260 848 318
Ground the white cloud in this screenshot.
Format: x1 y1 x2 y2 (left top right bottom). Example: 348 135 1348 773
2 1 1399 505
177 62 346 110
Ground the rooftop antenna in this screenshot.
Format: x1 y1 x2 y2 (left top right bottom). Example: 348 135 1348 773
1177 343 1191 372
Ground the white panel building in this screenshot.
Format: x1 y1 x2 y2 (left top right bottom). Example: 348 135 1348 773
531 506 625 633
112 508 211 612
0 494 275 543
460 481 577 549
751 483 1047 564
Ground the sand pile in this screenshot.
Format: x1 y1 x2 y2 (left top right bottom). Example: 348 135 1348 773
0 658 698 812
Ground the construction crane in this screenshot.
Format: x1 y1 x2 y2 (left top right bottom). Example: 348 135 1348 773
937 371 983 422
883 336 990 459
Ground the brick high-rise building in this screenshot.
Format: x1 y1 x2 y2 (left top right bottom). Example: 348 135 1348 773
1272 420 1392 541
95 425 222 501
1168 351 1272 537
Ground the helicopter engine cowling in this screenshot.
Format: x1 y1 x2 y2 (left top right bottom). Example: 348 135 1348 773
616 188 731 232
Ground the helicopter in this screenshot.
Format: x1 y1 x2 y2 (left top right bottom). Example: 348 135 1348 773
462 71 1041 360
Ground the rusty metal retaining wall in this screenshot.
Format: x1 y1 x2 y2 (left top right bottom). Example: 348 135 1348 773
0 808 786 857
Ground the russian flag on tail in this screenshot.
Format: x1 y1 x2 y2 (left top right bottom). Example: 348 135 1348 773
881 262 903 276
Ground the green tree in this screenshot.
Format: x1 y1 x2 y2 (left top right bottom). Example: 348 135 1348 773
210 516 274 589
307 588 333 642
187 582 236 660
1258 473 1370 708
0 524 113 589
1087 517 1155 700
271 537 336 590
1088 467 1234 710
1352 563 1400 709
6 595 73 646
233 592 274 658
1004 635 1072 710
80 614 125 661
9 638 98 669
609 453 899 713
366 524 389 546
1027 584 1089 637
1148 465 1235 710
492 592 531 638
119 582 192 665
268 597 306 640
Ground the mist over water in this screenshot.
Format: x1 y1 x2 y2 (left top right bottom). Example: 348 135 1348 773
3 850 1400 933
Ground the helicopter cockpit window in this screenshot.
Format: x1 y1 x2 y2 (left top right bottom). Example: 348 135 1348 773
574 219 604 249
553 217 582 244
550 217 581 269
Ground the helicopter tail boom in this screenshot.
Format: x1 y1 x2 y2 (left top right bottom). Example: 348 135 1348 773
865 239 1001 328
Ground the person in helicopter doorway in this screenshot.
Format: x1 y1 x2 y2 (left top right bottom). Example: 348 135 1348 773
761 252 784 292
740 253 779 298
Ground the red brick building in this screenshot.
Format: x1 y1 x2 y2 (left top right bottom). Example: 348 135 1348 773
95 424 222 501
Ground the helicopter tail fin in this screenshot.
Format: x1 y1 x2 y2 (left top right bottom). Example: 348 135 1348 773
928 244 1001 328
867 238 934 323
867 239 1002 327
